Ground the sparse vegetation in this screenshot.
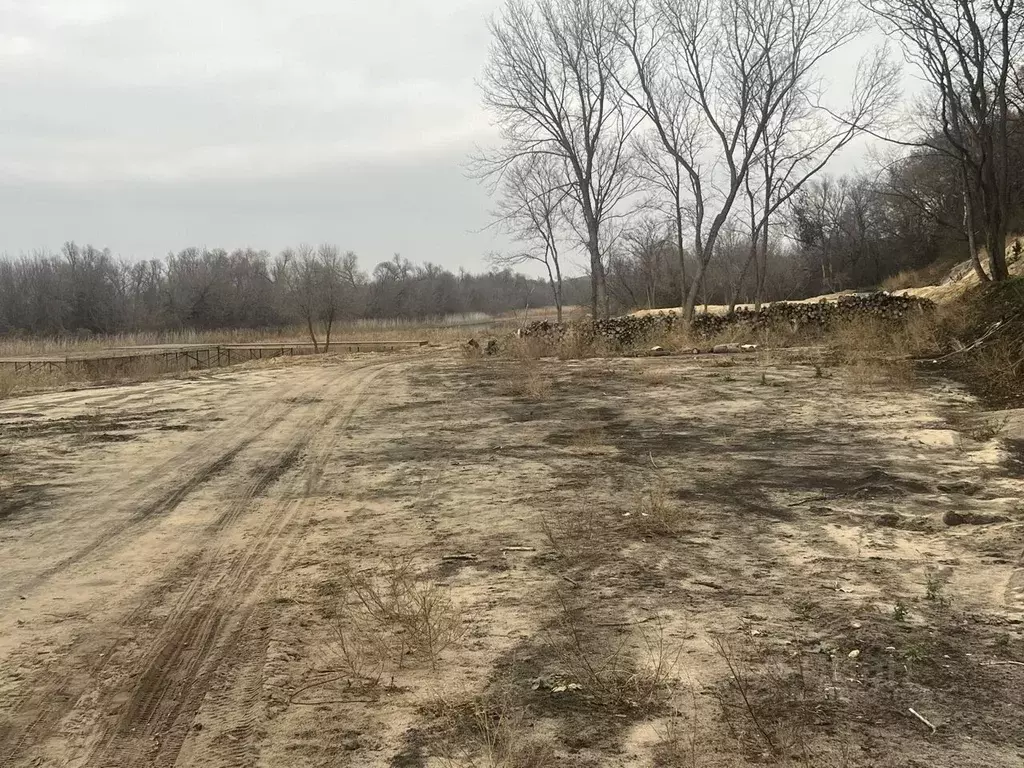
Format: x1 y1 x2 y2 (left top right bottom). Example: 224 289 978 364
540 504 603 565
497 363 554 401
964 415 1011 442
631 474 683 537
546 596 679 712
435 697 557 768
329 557 465 681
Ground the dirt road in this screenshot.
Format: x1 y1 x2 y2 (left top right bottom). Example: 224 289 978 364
1 349 1023 766
0 354 409 767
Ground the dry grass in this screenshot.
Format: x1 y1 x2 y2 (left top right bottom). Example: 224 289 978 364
0 367 69 399
328 557 465 682
630 474 684 537
881 260 958 291
0 316 481 360
967 340 1024 399
638 367 674 386
962 414 1011 442
540 504 603 565
710 635 844 763
546 595 680 712
0 369 21 400
433 689 558 768
496 361 554 401
827 313 945 391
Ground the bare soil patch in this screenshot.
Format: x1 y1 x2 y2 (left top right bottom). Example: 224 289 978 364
0 348 1022 766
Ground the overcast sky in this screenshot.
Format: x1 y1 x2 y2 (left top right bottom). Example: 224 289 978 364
0 1 897 272
0 0 512 269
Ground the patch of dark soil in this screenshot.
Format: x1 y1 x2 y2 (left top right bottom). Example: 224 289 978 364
0 412 177 440
369 440 495 465
1004 438 1024 478
0 483 47 523
90 433 135 443
389 728 429 767
755 594 1024 755
250 443 305 498
407 595 671 763
129 438 254 523
943 510 1011 526
156 424 191 432
285 395 323 404
382 399 445 415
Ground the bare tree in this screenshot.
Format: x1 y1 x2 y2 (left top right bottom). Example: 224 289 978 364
291 244 323 351
865 0 1023 280
740 45 898 308
616 0 887 319
490 154 571 321
478 0 638 319
287 244 358 351
316 244 359 351
633 134 690 305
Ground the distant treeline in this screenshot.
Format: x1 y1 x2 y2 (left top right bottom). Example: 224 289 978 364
0 245 590 337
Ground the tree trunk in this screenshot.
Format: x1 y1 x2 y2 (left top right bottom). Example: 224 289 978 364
988 228 1009 281
543 257 561 324
587 229 607 320
755 212 770 310
962 166 991 282
306 317 320 353
683 252 709 322
733 231 758 313
674 177 687 311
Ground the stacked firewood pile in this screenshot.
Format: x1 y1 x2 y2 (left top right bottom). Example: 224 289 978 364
513 293 934 348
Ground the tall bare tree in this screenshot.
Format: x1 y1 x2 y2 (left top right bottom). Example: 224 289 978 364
616 0 888 319
864 0 1023 281
490 154 571 321
739 46 898 308
633 134 690 305
478 0 638 319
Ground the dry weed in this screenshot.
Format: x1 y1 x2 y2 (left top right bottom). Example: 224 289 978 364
638 367 674 386
0 369 19 399
495 360 553 401
328 557 464 683
967 341 1023 399
631 474 683 537
710 635 845 763
540 505 603 564
828 315 932 390
651 699 705 768
556 330 615 360
547 596 680 712
963 414 1010 442
434 689 557 768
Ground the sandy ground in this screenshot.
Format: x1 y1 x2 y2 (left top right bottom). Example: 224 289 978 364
1 348 1023 767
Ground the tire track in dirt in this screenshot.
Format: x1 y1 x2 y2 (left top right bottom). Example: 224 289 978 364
2 361 379 601
0 359 397 767
77 361 392 768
